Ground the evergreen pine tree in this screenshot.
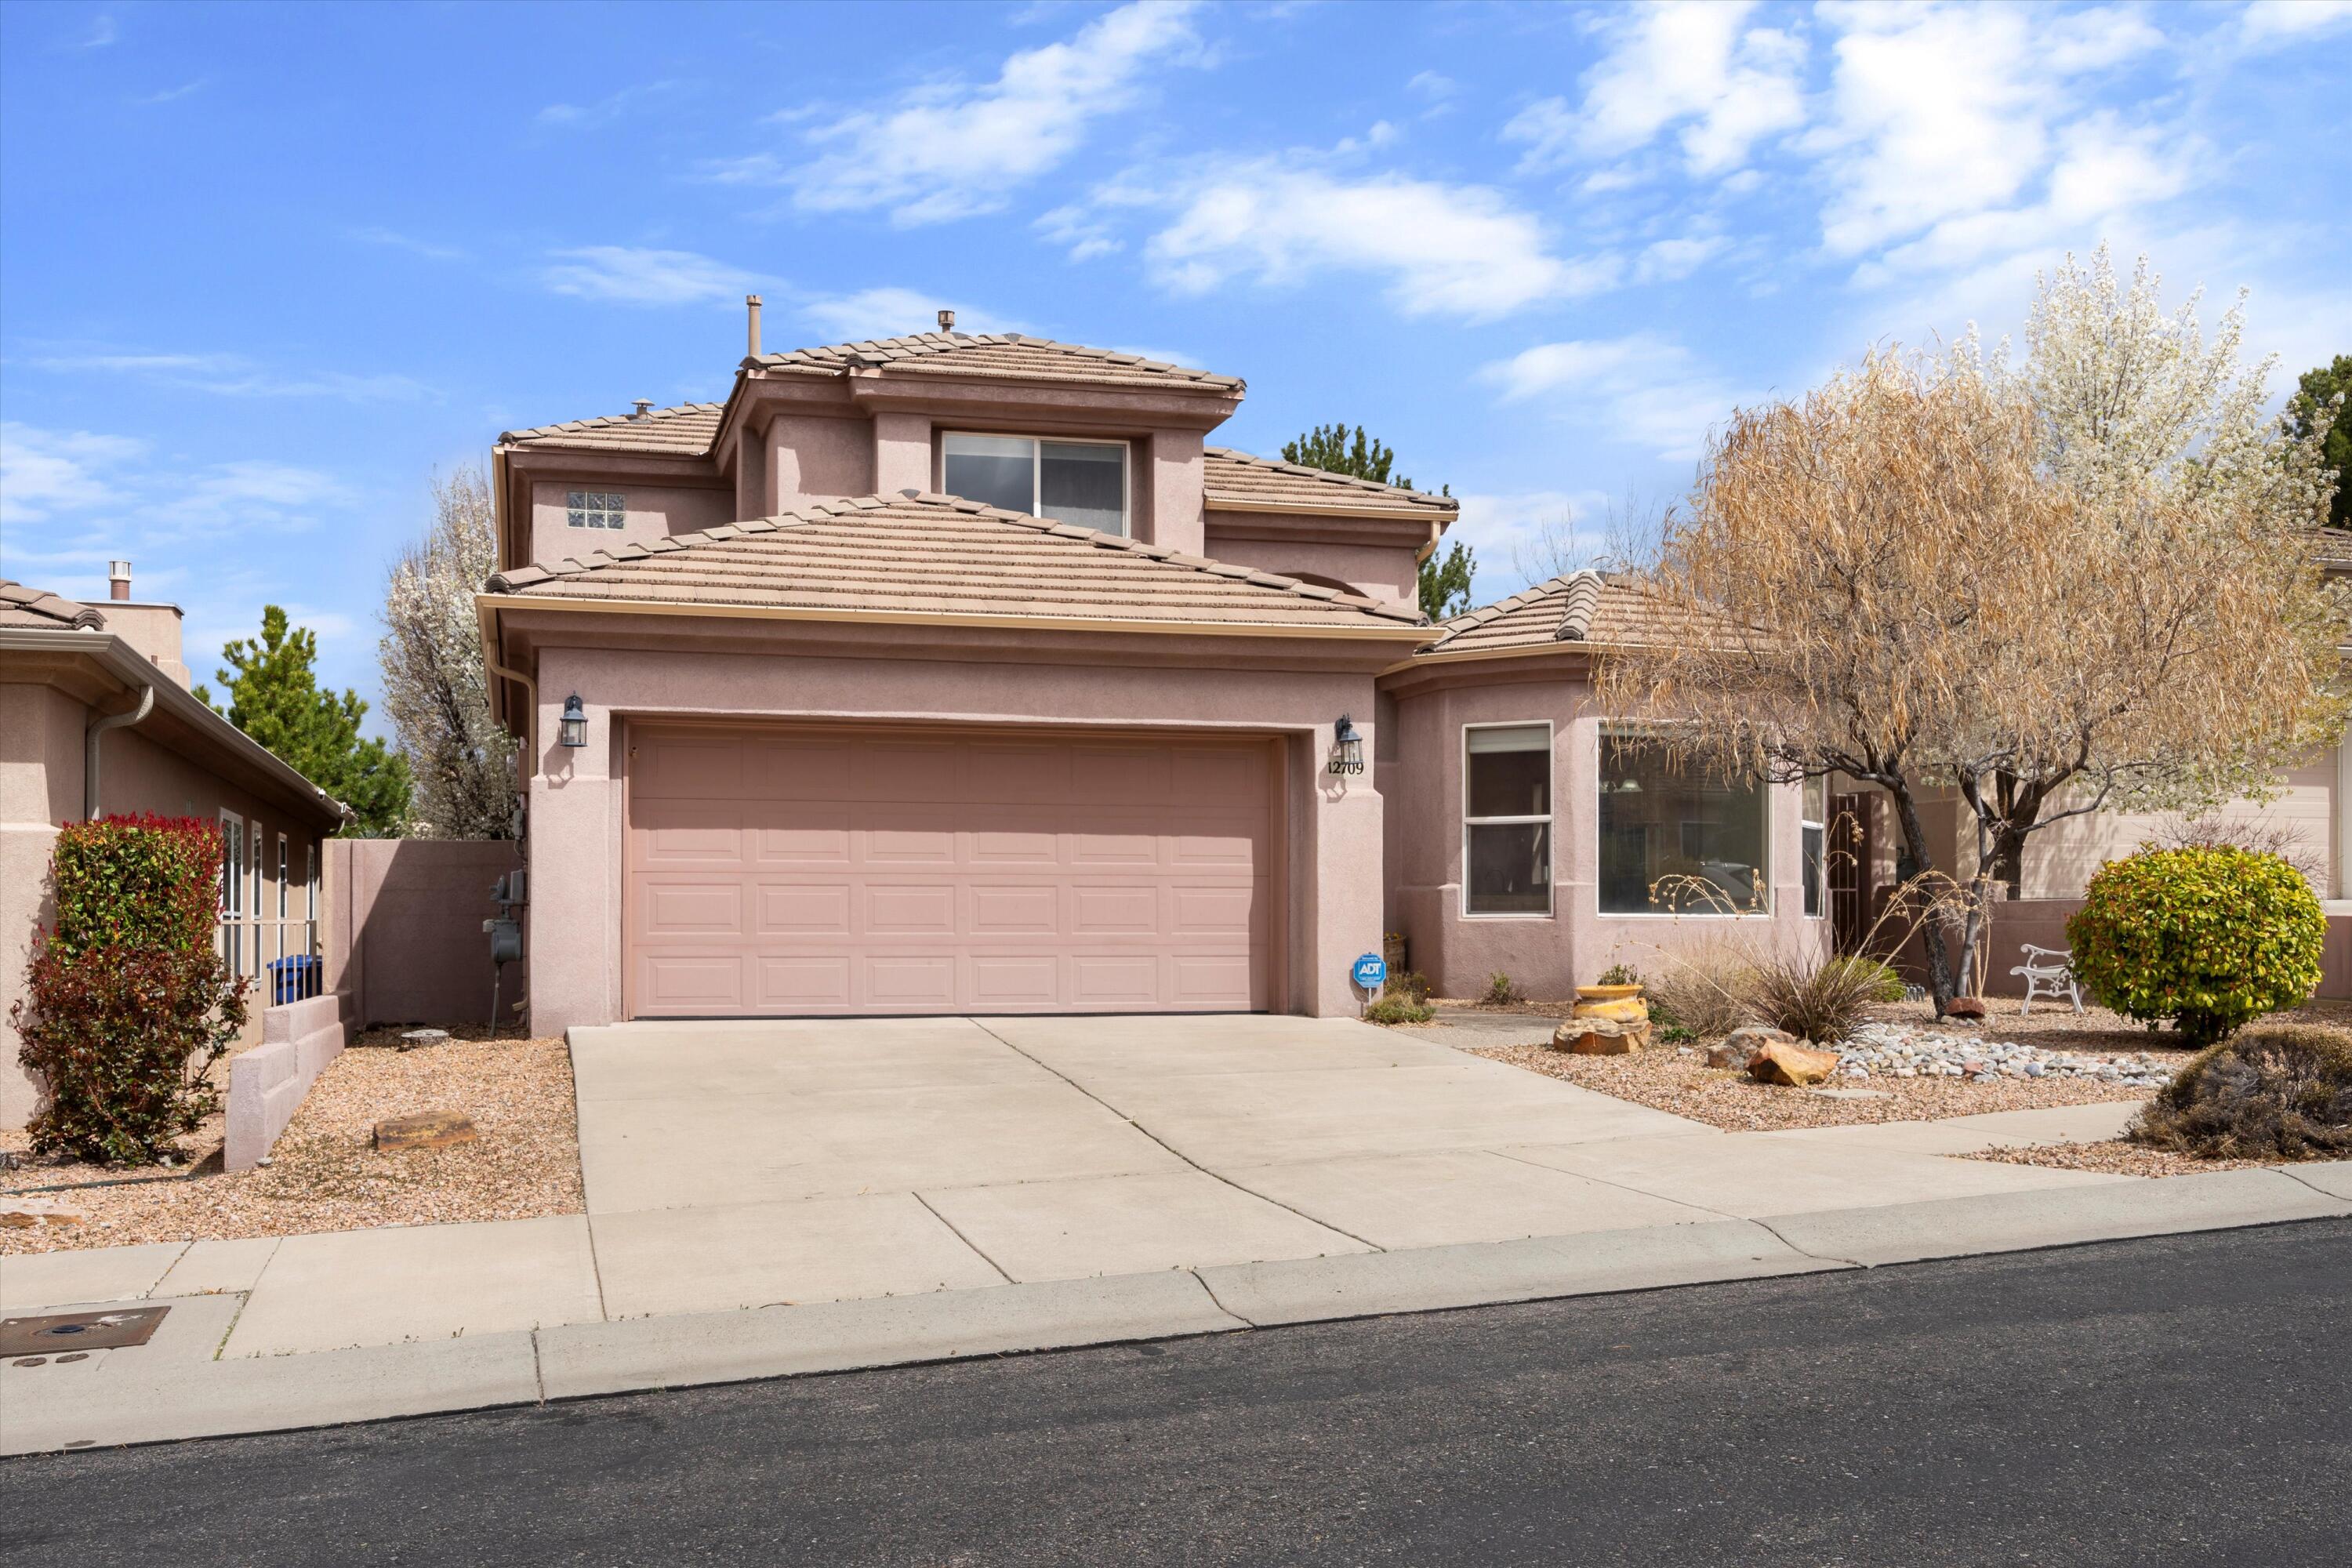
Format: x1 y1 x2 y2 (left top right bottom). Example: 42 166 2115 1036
198 606 412 836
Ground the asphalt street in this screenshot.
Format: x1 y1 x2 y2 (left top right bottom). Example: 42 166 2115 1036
5 1218 2346 1567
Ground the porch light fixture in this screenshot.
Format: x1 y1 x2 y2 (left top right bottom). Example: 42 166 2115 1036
557 694 589 749
1327 714 1364 777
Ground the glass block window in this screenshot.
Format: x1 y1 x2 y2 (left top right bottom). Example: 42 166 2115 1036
566 490 626 529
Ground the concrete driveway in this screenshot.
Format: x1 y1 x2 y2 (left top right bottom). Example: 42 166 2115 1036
562 1014 2123 1321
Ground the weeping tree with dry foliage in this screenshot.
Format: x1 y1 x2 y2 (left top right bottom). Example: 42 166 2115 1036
379 467 519 840
1599 334 2345 1014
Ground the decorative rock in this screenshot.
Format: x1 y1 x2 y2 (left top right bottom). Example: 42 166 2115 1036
1826 1022 2173 1088
1749 1040 1842 1087
1707 1025 1795 1072
374 1110 477 1152
1944 997 1988 1021
1553 1016 1649 1054
0 1197 85 1229
397 1029 452 1052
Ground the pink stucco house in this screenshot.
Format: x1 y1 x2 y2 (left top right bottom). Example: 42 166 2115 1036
479 307 1826 1030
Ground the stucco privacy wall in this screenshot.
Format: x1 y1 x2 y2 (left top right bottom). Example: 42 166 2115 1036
1383 666 1825 1000
521 639 1386 1032
324 838 526 1029
0 683 331 1129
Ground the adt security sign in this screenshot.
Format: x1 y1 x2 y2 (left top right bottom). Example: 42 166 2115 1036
1352 952 1388 991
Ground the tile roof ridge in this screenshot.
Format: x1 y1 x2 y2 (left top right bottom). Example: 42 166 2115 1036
1202 446 1457 510
499 401 723 443
757 332 1241 387
0 579 108 630
488 492 1427 625
1430 568 1604 648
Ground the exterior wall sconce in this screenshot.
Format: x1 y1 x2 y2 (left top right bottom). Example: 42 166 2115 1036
1327 714 1364 776
558 694 589 749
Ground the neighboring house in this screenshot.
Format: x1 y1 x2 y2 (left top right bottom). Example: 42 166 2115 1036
0 570 348 1127
477 312 1823 1028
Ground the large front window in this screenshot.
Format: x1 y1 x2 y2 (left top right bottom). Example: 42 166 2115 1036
1598 732 1769 914
1463 724 1552 916
942 433 1128 535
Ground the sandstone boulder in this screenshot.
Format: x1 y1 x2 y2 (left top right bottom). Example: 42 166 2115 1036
1707 1025 1795 1072
1748 1040 1842 1087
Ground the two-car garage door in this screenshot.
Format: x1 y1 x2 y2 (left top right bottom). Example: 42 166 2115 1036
625 724 1277 1016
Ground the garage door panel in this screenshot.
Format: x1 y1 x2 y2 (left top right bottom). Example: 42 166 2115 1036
628 724 1272 1017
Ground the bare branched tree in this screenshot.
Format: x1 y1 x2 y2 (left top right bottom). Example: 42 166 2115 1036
379 468 518 840
1598 343 2345 1015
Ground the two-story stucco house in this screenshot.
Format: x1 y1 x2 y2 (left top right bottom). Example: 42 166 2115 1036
477 307 1825 1031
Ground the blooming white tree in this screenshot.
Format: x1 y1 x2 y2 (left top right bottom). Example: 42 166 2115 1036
378 468 518 840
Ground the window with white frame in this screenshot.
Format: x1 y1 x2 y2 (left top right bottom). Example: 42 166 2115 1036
941 434 1128 535
1598 731 1769 913
1801 776 1827 919
566 490 626 529
306 843 318 926
249 818 263 976
276 833 290 963
219 811 244 977
1463 724 1552 916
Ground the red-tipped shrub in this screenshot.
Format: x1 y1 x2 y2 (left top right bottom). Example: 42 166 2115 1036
10 815 249 1163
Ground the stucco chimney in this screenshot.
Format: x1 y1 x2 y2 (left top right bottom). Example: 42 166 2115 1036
632 398 653 419
746 294 762 358
938 308 956 333
108 560 132 601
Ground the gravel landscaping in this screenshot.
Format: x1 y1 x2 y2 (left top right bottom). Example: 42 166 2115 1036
1960 1139 2272 1178
0 1025 582 1255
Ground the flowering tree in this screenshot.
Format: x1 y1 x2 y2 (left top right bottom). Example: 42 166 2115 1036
379 467 518 840
1598 335 2344 1014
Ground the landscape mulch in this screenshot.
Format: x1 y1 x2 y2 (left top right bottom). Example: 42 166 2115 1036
0 1025 582 1256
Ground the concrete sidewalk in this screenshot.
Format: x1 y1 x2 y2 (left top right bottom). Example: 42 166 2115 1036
4 1012 2346 1454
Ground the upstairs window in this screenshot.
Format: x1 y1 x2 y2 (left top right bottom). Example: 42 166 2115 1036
942 434 1127 535
566 490 626 529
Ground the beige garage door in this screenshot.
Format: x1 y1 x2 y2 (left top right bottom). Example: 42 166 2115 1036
625 724 1278 1016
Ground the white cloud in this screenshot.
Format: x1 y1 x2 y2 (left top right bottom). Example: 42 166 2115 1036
73 14 116 49
541 247 762 306
1480 335 1741 460
2240 0 2352 42
1139 159 1613 321
1036 203 1123 260
1807 3 2169 266
30 348 434 401
800 288 1022 343
1447 489 1611 588
0 423 143 524
347 226 466 263
1508 1 1806 179
1634 235 1726 284
765 0 1203 225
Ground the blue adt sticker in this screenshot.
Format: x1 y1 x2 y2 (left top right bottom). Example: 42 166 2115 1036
1352 953 1388 989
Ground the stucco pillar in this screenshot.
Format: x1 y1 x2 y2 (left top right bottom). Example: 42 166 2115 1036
873 412 933 496
1147 430 1204 556
524 664 623 1033
1302 719 1387 1017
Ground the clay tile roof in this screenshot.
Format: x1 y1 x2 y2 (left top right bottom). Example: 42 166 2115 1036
1427 570 1684 655
755 332 1244 393
0 579 106 631
2316 528 2352 570
1202 448 1457 517
499 401 724 456
484 493 1429 634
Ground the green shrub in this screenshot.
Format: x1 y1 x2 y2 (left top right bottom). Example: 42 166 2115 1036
1365 994 1435 1025
10 815 249 1163
1385 970 1432 1004
1595 963 1642 988
2067 847 2324 1047
1483 971 1521 1006
2129 1023 2352 1160
1746 951 1904 1043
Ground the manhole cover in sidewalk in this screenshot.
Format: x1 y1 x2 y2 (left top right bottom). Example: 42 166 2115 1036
0 1305 169 1355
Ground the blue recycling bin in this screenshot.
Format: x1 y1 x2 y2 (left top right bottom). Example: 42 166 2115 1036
268 954 321 1004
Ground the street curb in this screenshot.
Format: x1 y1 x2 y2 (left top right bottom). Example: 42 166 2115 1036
1756 1167 2352 1268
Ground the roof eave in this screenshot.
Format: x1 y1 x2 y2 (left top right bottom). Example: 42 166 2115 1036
474 592 1437 644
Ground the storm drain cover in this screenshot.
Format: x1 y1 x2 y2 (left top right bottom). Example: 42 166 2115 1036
0 1305 169 1356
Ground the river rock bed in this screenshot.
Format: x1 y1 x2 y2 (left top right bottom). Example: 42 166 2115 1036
1831 1022 2173 1088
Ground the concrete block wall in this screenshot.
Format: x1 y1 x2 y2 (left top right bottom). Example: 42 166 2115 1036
225 990 348 1171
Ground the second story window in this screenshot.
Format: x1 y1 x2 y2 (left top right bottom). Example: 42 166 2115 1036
942 434 1127 535
567 490 626 529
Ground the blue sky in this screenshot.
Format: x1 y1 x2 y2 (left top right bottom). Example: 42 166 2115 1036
4 0 2348 728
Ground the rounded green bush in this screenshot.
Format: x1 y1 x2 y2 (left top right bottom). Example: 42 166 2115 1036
2066 846 2325 1047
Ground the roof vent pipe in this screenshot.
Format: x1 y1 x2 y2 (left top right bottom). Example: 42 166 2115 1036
632 398 653 419
109 560 132 601
85 681 154 819
938 308 955 333
746 294 762 358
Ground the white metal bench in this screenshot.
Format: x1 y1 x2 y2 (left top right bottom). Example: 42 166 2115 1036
2009 943 2082 1015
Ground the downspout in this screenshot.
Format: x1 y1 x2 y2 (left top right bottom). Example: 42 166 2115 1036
85 681 155 819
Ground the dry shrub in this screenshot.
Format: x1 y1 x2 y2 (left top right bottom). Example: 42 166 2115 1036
1639 946 1759 1040
1744 952 1907 1044
2129 1023 2352 1160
